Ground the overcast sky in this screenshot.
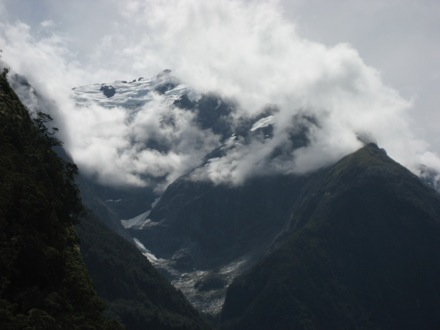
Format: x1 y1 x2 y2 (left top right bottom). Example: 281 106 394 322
1 0 439 186
282 0 440 146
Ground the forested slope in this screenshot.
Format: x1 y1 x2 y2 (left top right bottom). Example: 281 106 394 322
76 213 209 330
0 69 119 328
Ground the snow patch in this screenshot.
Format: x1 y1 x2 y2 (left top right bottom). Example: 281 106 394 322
120 210 150 229
250 115 274 131
72 72 190 116
133 238 159 262
105 198 122 203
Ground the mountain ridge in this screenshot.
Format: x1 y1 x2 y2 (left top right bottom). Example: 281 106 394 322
0 68 120 328
220 143 440 329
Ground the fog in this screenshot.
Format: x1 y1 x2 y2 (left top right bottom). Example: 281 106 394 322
1 0 439 187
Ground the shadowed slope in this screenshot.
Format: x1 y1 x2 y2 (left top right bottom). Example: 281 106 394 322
76 213 209 330
0 69 120 328
221 144 440 329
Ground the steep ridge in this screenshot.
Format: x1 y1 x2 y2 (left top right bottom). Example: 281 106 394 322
220 144 440 329
0 69 119 328
76 213 209 330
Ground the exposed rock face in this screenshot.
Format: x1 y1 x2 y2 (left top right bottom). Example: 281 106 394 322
99 84 116 98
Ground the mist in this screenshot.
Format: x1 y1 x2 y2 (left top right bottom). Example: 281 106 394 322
1 0 439 188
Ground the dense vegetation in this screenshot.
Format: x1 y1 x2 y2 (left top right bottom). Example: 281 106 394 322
76 213 209 330
220 144 440 329
0 69 120 328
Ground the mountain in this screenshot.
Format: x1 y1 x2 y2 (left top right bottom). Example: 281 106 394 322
72 69 238 225
76 213 209 330
9 66 440 328
0 68 120 328
220 143 440 329
129 172 307 314
72 69 187 114
0 67 209 329
71 71 311 314
129 142 440 324
72 71 440 324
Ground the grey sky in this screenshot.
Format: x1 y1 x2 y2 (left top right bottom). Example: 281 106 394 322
280 0 440 146
1 0 439 186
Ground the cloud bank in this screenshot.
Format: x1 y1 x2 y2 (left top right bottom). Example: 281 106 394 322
1 0 438 188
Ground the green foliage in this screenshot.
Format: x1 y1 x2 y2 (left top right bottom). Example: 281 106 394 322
0 69 120 328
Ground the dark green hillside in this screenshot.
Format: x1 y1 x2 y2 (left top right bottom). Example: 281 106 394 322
221 144 440 329
0 69 119 328
76 213 209 330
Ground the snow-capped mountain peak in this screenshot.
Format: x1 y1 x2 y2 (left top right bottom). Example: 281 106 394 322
72 69 197 112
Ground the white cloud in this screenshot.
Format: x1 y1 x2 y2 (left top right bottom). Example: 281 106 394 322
1 0 439 188
281 0 440 149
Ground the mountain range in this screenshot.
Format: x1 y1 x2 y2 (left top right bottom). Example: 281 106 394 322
3 67 440 329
